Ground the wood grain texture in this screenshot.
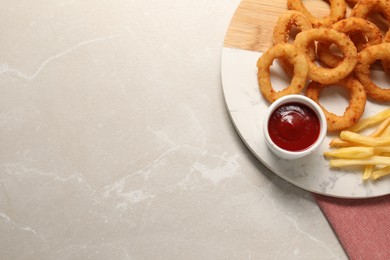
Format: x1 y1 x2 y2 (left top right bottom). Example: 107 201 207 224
223 0 344 52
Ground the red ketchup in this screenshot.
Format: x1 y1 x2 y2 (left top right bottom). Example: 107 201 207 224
268 102 320 152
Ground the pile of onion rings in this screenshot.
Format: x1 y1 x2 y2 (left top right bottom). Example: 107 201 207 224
257 0 390 132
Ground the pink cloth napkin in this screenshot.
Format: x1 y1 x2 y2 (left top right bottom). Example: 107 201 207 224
314 194 390 260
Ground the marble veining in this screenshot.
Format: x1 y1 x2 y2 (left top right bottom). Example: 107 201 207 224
0 0 346 259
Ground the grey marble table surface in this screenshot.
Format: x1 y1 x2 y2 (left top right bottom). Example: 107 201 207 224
0 0 347 259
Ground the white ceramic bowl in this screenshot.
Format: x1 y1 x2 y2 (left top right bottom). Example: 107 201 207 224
263 94 327 160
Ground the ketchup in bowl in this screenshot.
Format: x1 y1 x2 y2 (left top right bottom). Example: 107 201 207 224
263 95 327 160
268 102 320 151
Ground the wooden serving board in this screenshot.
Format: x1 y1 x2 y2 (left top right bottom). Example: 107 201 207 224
223 0 348 52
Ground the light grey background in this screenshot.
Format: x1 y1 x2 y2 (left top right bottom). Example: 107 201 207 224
0 0 346 259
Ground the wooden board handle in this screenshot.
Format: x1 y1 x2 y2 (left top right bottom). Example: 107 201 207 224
223 0 340 52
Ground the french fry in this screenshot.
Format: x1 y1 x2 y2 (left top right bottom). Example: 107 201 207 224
324 109 390 181
328 117 390 147
347 108 390 132
330 156 390 167
323 147 373 159
329 138 355 148
380 124 390 137
340 131 390 147
374 147 390 154
363 165 373 180
372 166 390 180
370 117 390 137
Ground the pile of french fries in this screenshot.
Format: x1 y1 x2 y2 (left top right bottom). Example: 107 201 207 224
324 108 390 181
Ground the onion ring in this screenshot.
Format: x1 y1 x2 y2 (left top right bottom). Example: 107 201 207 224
272 11 313 76
384 29 390 42
294 28 357 84
350 0 390 23
317 18 382 68
287 0 346 27
354 43 390 102
345 0 360 5
257 43 308 103
382 29 390 73
305 76 367 131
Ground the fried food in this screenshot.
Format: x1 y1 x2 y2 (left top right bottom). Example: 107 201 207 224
257 0 390 137
348 108 390 132
382 29 390 73
255 0 390 181
257 43 308 103
383 29 390 42
272 10 313 76
324 109 390 180
294 28 358 84
305 76 366 131
316 18 382 67
323 146 374 158
334 18 382 51
363 165 373 180
350 0 390 24
345 0 360 5
354 43 390 102
372 165 390 179
330 155 390 167
287 0 346 27
340 131 390 146
329 117 390 147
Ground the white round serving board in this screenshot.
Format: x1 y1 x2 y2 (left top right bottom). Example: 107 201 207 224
221 47 390 198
